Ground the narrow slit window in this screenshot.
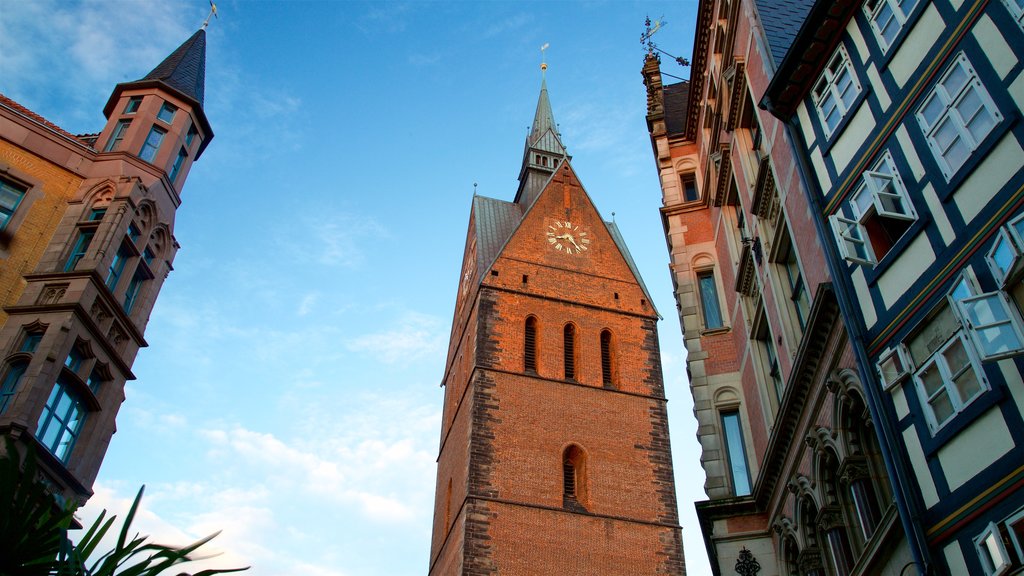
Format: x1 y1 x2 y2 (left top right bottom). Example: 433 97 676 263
524 317 538 373
600 330 614 387
563 324 576 380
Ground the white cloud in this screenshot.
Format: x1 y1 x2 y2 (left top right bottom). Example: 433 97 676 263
345 311 446 364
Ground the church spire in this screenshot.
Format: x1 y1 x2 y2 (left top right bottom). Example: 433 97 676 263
515 74 570 206
529 78 557 146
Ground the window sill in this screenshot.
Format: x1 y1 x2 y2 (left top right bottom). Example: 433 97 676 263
700 326 730 337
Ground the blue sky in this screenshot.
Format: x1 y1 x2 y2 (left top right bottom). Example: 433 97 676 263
1 1 708 574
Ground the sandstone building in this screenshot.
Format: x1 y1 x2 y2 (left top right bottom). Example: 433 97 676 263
0 29 213 508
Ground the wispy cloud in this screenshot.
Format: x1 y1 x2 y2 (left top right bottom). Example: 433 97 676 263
0 0 194 130
345 311 446 364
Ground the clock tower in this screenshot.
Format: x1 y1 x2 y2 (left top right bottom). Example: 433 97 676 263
428 77 686 575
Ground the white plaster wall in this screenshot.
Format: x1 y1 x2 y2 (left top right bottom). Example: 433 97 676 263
903 426 939 507
830 104 877 177
852 266 877 329
889 4 944 89
953 134 1022 224
938 407 1014 491
972 15 1018 80
879 232 936 310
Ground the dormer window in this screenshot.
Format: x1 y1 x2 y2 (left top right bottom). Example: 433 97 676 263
124 96 142 114
157 102 177 124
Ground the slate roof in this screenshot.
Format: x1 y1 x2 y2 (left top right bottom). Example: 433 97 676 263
663 81 689 137
606 220 660 319
473 195 524 273
141 28 207 107
754 0 816 67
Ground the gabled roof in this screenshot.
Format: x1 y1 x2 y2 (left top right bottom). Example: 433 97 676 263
761 0 861 119
472 195 525 274
605 220 660 319
753 0 816 68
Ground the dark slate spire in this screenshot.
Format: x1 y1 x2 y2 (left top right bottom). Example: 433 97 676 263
530 79 556 145
515 77 570 205
140 28 207 107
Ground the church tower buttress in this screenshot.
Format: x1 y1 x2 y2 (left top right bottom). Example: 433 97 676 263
429 79 685 575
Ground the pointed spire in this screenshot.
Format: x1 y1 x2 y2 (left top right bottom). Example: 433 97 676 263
515 76 571 206
140 28 207 107
529 79 557 146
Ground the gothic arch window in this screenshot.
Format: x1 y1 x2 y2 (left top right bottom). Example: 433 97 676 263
563 323 577 380
562 444 588 510
817 449 855 575
838 391 885 544
524 316 538 373
796 496 825 576
600 329 615 387
782 535 800 576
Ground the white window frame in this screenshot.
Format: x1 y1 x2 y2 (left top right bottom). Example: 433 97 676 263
861 153 916 221
830 213 876 266
864 0 920 52
812 45 862 138
987 227 1022 287
975 521 1012 576
833 152 916 267
987 213 1024 286
1000 0 1024 30
877 344 912 390
915 53 1003 180
956 291 1024 361
913 331 989 432
1008 507 1024 567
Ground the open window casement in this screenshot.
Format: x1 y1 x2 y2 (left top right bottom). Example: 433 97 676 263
830 213 876 265
976 521 1012 576
863 169 916 220
956 291 1024 361
987 226 1024 287
877 344 912 390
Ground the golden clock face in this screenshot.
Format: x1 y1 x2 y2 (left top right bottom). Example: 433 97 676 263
546 219 592 255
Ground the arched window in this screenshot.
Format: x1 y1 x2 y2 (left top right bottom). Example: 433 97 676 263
819 450 854 576
0 361 28 414
562 444 587 510
524 316 538 373
600 329 615 387
563 323 576 380
841 394 884 544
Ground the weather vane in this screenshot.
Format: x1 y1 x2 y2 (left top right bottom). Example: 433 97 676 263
642 16 689 67
540 42 550 74
202 1 218 30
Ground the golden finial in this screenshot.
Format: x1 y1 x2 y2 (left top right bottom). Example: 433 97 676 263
202 1 218 30
540 43 549 74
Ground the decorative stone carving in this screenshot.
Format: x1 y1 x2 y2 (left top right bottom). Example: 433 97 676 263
107 323 127 349
90 301 111 325
38 285 67 305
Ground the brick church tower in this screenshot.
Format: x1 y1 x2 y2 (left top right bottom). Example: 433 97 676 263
428 77 685 575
